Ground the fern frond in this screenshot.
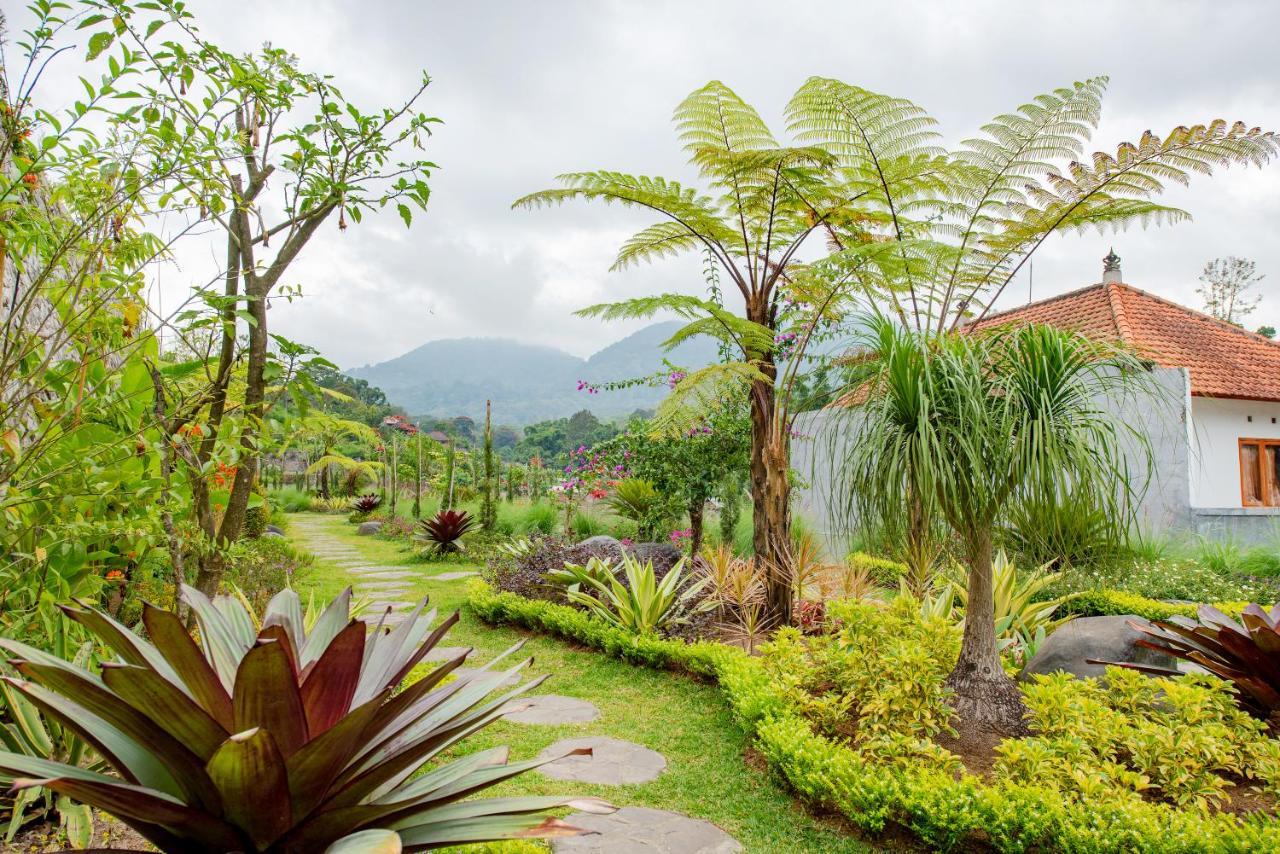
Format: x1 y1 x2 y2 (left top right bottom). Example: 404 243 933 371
650 361 768 437
675 80 778 163
613 222 704 271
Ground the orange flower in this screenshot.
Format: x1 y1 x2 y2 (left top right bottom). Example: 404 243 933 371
105 570 124 582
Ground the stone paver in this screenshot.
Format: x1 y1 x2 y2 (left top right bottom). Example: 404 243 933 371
503 694 599 725
367 600 412 613
424 646 471 662
355 580 411 591
536 736 666 785
453 668 521 688
428 571 478 581
552 807 740 854
348 569 416 580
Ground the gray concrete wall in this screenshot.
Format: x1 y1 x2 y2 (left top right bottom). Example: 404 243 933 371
790 365 1278 551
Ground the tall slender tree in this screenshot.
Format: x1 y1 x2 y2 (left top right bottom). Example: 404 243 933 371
481 400 497 531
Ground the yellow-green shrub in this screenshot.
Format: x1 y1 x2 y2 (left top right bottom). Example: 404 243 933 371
1001 667 1272 810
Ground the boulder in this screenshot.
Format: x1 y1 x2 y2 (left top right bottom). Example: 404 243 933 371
571 535 626 564
356 521 384 536
265 524 285 535
1020 615 1179 681
627 542 683 577
263 530 285 539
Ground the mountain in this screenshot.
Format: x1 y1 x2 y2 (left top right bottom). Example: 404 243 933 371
346 321 719 425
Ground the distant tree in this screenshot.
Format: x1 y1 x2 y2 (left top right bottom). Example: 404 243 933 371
451 416 477 442
480 401 497 531
1198 256 1265 325
494 425 520 449
1258 325 1277 339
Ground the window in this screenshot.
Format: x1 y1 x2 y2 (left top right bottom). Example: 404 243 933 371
1239 439 1280 506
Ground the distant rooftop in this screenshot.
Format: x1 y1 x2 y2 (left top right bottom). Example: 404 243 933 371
970 252 1280 402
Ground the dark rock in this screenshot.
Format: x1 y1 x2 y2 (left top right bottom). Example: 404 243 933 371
265 524 285 535
1021 615 1179 681
263 530 285 539
356 521 384 536
627 542 683 577
573 535 626 564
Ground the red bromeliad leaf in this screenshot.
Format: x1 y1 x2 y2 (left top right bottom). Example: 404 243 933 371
100 663 229 763
233 641 308 757
141 603 234 730
206 728 292 850
301 621 365 735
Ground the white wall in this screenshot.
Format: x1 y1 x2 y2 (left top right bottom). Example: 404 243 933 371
1190 397 1280 508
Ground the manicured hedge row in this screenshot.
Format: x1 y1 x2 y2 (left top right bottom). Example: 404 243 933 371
465 580 744 678
1061 588 1248 622
467 580 1278 853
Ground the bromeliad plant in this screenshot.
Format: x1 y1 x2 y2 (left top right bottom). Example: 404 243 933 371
351 493 383 515
0 586 612 852
566 553 710 635
415 509 477 554
1110 603 1280 730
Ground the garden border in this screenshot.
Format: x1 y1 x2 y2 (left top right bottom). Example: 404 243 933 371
466 580 1277 852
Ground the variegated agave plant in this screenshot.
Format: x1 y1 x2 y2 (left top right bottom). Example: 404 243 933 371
0 586 612 852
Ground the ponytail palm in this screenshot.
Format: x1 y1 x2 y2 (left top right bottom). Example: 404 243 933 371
834 317 1154 733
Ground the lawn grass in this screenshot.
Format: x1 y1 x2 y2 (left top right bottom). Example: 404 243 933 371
287 512 871 853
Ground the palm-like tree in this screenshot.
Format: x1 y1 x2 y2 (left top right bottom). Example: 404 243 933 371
834 318 1153 732
516 75 1277 626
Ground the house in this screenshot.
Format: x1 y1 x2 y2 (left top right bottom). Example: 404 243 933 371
792 251 1280 548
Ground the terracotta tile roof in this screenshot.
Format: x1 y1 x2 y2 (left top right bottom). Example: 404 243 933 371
969 282 1280 402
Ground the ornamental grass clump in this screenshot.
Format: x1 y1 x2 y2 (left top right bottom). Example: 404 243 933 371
0 586 612 852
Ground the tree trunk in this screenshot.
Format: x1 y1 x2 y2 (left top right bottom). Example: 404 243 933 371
688 497 705 558
748 374 793 626
944 530 1028 736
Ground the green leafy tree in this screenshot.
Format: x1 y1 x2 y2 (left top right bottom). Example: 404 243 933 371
518 74 1279 634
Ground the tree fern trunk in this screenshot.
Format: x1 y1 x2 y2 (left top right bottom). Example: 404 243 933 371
749 374 792 626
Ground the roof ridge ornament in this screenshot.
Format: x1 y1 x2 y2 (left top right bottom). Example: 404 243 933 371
1102 247 1123 283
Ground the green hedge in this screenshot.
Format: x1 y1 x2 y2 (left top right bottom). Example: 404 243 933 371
467 580 1278 853
1061 588 1248 622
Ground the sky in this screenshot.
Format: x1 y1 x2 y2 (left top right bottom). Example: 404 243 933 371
20 0 1280 368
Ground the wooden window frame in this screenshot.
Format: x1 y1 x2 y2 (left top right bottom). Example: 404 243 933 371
1239 438 1280 507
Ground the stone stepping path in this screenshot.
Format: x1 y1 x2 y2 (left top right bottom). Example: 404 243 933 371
453 668 521 688
553 807 741 853
288 517 745 852
503 694 599 725
424 646 471 662
536 736 666 784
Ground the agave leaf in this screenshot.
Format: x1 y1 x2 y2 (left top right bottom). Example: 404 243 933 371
101 663 229 762
388 611 461 688
233 640 309 757
263 588 306 659
285 684 395 820
395 814 587 848
301 621 365 735
324 828 403 854
141 603 234 730
181 586 252 690
357 652 471 761
214 593 259 648
19 774 245 852
301 587 354 667
206 728 292 850
20 662 222 808
58 605 179 685
2 677 186 799
355 600 434 706
392 794 614 827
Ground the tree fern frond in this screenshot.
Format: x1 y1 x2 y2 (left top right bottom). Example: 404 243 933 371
650 361 768 437
675 80 777 163
612 222 704 271
663 314 776 357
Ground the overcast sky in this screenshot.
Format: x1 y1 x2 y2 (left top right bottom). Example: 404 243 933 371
26 0 1280 368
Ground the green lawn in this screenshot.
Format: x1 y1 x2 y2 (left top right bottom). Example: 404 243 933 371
286 512 870 853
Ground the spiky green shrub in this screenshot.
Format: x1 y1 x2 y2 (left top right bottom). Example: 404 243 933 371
0 586 611 852
566 553 708 635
